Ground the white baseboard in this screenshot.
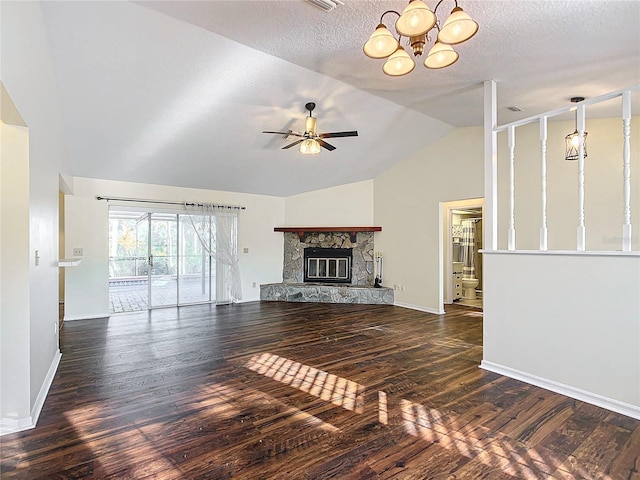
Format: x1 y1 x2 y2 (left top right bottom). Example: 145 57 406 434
31 349 62 425
1 350 62 436
394 301 444 315
480 360 640 420
64 312 110 321
0 415 34 436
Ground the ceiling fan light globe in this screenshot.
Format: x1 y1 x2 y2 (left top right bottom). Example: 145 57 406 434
383 46 415 76
300 138 321 155
437 7 479 45
395 0 436 37
363 24 399 58
424 42 459 69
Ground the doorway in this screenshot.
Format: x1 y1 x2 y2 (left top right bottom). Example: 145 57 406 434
108 208 227 313
441 199 484 310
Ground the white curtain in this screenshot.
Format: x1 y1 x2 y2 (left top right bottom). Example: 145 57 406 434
183 204 242 303
461 219 476 279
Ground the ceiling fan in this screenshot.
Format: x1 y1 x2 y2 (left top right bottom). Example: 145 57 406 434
262 102 358 154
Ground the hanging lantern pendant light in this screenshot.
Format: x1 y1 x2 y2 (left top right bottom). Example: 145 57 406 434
565 97 588 161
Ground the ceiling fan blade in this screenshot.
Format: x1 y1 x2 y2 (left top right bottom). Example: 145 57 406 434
282 139 304 149
263 130 305 138
319 131 358 139
318 139 336 151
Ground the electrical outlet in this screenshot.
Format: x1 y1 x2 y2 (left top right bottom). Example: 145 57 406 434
243 247 249 254
72 247 83 257
252 282 257 288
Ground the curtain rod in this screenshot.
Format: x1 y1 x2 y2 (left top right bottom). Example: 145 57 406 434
95 195 245 210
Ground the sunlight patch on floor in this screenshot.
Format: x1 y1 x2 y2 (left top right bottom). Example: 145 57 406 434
399 399 595 479
246 353 365 413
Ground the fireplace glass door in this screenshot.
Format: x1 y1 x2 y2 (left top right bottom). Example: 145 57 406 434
303 247 353 284
307 257 350 281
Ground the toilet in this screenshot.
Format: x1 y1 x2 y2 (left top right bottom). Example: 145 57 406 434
461 277 479 299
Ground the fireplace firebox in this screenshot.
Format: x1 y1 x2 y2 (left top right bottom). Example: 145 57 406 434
303 247 352 284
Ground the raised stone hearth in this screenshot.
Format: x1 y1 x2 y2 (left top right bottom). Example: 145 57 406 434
260 283 394 305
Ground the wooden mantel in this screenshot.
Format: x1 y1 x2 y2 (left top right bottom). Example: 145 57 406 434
274 226 381 242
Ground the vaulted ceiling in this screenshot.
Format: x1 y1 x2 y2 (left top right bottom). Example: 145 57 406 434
40 1 640 196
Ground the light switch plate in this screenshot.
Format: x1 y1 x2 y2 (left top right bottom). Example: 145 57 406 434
73 247 83 257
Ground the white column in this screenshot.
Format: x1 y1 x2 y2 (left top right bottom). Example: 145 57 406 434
484 80 498 251
508 125 516 250
622 91 632 252
539 116 548 250
577 103 586 251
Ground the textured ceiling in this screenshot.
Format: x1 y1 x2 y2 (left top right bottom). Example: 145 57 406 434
40 1 640 197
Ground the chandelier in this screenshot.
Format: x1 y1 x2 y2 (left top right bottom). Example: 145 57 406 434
363 0 479 76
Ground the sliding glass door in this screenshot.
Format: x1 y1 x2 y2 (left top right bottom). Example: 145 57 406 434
178 215 212 304
149 213 178 308
109 207 238 313
108 210 150 312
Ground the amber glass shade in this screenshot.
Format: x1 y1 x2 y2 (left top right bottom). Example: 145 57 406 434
363 24 399 59
424 42 459 69
382 46 416 76
395 0 436 37
437 7 479 45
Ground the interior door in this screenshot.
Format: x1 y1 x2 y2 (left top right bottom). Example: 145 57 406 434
149 213 178 308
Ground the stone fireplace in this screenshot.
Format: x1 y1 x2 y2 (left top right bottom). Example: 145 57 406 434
260 227 393 305
283 231 373 286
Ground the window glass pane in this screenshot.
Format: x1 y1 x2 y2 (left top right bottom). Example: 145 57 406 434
338 259 347 278
308 259 317 277
178 215 211 304
329 259 337 277
319 259 327 277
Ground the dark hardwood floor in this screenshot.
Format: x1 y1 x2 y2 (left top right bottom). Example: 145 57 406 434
1 302 638 479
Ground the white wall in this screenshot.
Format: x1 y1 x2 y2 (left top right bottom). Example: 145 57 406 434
1 1 66 431
64 178 377 318
0 121 31 426
374 116 640 313
64 177 285 318
497 117 640 251
483 114 640 418
284 180 374 226
64 195 110 319
58 193 65 302
482 252 640 417
374 127 485 313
